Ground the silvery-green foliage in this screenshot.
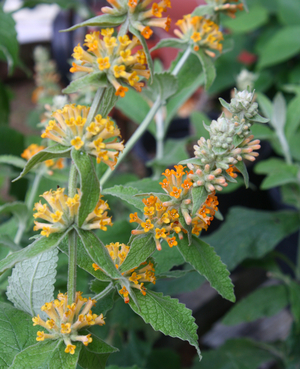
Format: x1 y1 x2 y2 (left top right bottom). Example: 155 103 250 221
6 248 58 319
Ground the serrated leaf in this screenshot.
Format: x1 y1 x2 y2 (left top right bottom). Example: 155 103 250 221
0 155 26 169
152 242 185 274
63 73 108 94
129 289 201 359
78 331 118 369
0 235 21 251
75 228 121 280
63 14 127 32
0 201 28 224
177 235 235 302
0 228 70 274
192 4 215 17
0 8 19 74
13 144 71 181
235 161 249 188
222 284 289 326
204 207 300 271
71 149 100 227
7 248 58 319
191 187 208 217
120 234 155 273
192 48 216 90
143 72 178 104
10 340 81 369
98 85 119 117
0 302 40 368
102 185 144 212
151 38 187 52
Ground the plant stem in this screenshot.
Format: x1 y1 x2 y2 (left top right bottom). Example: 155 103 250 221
277 129 292 165
68 162 78 198
100 47 192 187
295 228 300 280
84 87 106 128
153 108 164 180
93 282 114 301
67 229 77 305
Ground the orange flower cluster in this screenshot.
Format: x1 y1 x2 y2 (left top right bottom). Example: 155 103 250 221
92 242 156 303
191 192 219 236
129 195 185 251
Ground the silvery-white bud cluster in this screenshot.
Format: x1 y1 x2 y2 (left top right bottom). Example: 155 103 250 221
207 116 235 150
229 89 258 119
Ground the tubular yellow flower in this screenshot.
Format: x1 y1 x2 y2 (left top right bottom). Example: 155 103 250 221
174 14 223 57
101 0 171 39
32 292 105 354
33 189 112 236
92 242 156 303
70 31 150 96
41 104 124 170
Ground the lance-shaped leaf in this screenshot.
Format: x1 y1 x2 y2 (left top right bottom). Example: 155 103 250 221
71 149 100 227
63 73 108 94
192 48 216 90
102 185 145 212
0 8 19 74
13 144 71 181
129 24 153 83
151 38 188 52
10 340 81 369
63 14 127 32
119 234 156 273
75 227 121 280
0 235 21 251
78 331 118 369
0 228 70 274
222 284 289 326
0 302 40 367
143 72 178 104
0 201 28 224
177 235 235 302
192 4 215 17
129 289 201 359
7 248 59 319
191 187 208 217
235 160 249 188
98 85 119 117
249 113 269 123
0 155 26 169
289 280 300 326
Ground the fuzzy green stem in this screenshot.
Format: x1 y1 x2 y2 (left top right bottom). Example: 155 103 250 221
153 108 164 180
67 229 77 305
84 87 106 129
93 282 114 301
171 47 191 76
295 227 300 280
68 162 78 198
277 129 292 165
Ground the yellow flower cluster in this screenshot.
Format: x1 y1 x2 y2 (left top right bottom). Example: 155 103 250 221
21 144 64 171
129 195 185 251
101 0 171 39
93 242 156 303
174 14 223 57
41 104 124 169
32 292 105 354
70 30 150 97
33 188 112 237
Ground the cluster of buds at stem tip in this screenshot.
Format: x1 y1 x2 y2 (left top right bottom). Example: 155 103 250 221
70 30 150 97
92 242 156 303
33 188 112 237
174 14 223 57
41 104 124 169
21 144 64 174
208 0 244 18
101 0 171 39
32 292 105 354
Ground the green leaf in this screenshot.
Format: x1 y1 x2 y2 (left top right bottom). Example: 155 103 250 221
192 4 215 17
190 111 210 140
143 72 178 103
129 289 201 359
192 48 216 90
0 155 26 169
119 234 156 273
222 284 289 325
156 269 192 279
125 178 165 194
10 340 81 369
75 228 121 280
13 144 71 181
151 38 187 52
0 7 19 74
257 26 300 69
277 0 300 26
177 235 235 302
219 98 232 113
152 242 185 274
192 338 275 369
0 229 70 274
129 25 153 83
71 149 100 227
98 85 119 117
285 94 300 139
63 73 108 94
256 92 273 120
0 235 21 252
249 113 269 123
222 4 269 34
261 172 298 190
0 201 28 224
7 248 58 318
102 185 144 212
251 124 274 140
90 280 115 315
63 14 127 32
271 92 286 131
204 207 300 271
235 161 249 188
78 331 118 369
0 302 40 367
191 187 208 217
289 281 300 327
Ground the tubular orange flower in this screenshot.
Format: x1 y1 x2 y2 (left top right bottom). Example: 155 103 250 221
174 14 223 56
32 292 105 354
41 104 124 170
33 189 112 236
92 242 156 303
213 0 244 18
191 192 219 236
70 31 150 96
